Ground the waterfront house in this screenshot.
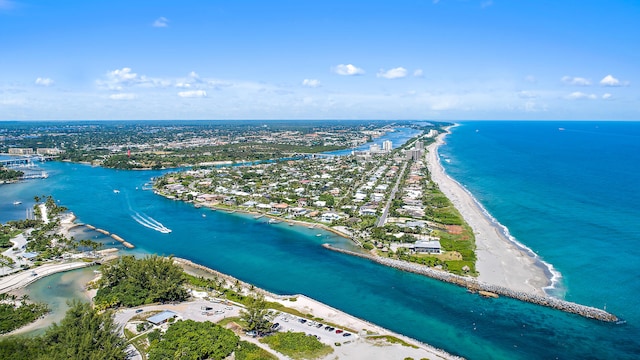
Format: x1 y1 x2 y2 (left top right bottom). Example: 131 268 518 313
411 240 441 254
290 207 308 217
320 212 341 223
270 203 289 213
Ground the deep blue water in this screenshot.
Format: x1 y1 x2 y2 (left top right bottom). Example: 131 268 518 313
1 123 639 359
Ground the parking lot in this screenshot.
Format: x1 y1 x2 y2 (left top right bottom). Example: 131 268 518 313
270 312 357 344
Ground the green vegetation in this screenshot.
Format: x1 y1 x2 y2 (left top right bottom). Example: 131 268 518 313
0 167 23 181
0 301 127 360
260 332 333 360
147 320 238 360
368 335 419 348
235 341 278 360
95 255 188 309
240 294 271 334
0 294 49 334
0 225 21 249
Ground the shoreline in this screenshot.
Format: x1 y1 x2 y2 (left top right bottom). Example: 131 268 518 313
426 126 552 296
174 257 461 360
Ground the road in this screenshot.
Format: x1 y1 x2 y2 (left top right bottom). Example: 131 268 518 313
377 161 408 227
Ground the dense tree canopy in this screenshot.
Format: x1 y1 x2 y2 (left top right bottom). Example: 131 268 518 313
0 301 127 360
148 319 239 360
95 255 188 308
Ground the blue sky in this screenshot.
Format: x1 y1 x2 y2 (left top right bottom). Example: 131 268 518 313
1 0 638 120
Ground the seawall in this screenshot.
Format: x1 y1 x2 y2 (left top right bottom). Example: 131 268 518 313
322 244 619 323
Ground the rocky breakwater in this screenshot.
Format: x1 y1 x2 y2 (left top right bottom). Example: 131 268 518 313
322 244 619 323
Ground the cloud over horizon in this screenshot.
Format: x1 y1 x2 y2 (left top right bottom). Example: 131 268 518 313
35 77 54 86
332 64 365 76
567 91 597 100
109 93 136 100
178 90 207 98
302 79 320 87
377 67 408 79
600 74 625 87
561 76 591 86
153 17 169 28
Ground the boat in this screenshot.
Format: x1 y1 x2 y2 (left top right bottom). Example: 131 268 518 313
13 201 22 205
113 189 120 194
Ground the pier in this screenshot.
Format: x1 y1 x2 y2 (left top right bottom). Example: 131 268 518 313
322 244 619 323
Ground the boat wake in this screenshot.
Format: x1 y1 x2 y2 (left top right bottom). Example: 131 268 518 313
132 212 172 234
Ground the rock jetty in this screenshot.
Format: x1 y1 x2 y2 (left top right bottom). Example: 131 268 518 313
323 244 619 323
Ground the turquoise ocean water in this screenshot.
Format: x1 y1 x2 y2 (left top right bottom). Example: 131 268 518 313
1 124 639 359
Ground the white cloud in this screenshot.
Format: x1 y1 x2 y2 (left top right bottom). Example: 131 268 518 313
35 77 54 86
377 67 408 79
109 93 136 100
561 76 591 86
332 64 365 76
602 93 613 100
517 91 537 99
413 69 424 77
153 17 169 28
600 74 625 87
567 91 597 100
302 79 320 88
97 67 171 90
178 90 207 98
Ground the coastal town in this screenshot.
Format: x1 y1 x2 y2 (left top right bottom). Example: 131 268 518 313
0 121 622 360
153 125 478 276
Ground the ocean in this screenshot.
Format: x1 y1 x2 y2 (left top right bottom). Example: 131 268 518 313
1 123 639 359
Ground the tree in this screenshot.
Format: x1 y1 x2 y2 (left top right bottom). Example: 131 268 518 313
42 301 127 360
148 320 238 360
95 255 188 308
240 294 271 334
0 301 126 360
318 193 335 207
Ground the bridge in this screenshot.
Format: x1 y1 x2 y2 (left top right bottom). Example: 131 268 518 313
0 155 53 168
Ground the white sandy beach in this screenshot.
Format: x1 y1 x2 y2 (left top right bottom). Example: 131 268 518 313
426 127 549 295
